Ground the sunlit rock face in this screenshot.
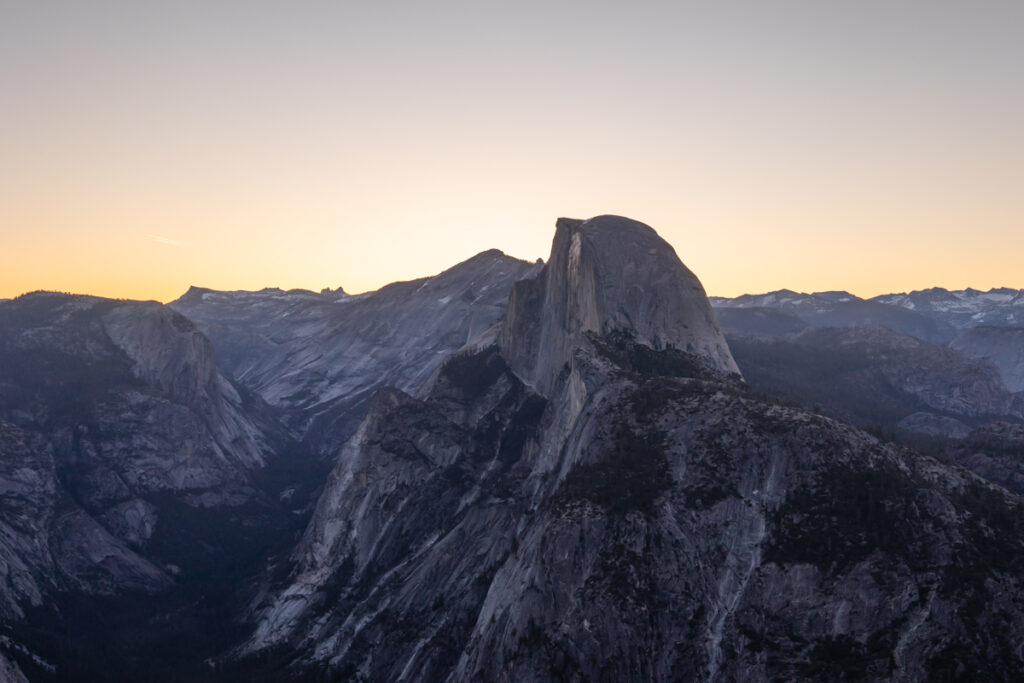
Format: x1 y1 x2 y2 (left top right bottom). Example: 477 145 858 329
237 217 1024 681
499 215 738 395
172 249 542 447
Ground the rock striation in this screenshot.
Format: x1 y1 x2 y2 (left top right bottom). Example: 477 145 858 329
172 249 541 446
0 293 293 672
499 216 738 395
3 219 1023 681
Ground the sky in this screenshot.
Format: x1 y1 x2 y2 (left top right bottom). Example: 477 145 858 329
2 1 1022 301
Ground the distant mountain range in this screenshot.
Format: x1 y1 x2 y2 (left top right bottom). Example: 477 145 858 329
710 287 1024 441
710 286 1024 342
712 286 1024 327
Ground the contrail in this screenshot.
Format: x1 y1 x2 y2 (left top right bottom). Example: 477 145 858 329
145 233 180 246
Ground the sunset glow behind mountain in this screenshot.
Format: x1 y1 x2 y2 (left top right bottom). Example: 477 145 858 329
3 1 1022 301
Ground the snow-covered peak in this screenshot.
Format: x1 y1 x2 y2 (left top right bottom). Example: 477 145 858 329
871 287 1024 328
712 289 862 311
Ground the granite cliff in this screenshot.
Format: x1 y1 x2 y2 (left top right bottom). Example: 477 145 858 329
0 293 295 680
234 218 1024 681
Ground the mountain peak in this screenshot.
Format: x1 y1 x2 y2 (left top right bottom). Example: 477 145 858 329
555 213 659 236
470 247 507 259
498 215 738 394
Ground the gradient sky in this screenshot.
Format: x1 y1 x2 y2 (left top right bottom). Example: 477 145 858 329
2 1 1022 302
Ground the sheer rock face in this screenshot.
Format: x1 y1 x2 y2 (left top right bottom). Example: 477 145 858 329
0 293 287 623
238 217 1024 681
242 343 1024 682
499 216 738 396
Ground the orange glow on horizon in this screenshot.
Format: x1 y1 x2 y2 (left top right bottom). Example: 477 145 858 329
3 2 1022 303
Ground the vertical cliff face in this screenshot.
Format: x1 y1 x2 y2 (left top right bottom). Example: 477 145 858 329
100 302 220 410
0 293 290 628
499 216 738 395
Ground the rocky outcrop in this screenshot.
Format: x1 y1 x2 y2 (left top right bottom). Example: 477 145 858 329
499 216 738 395
241 336 1024 682
236 217 1024 681
451 377 1024 683
950 422 1024 495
